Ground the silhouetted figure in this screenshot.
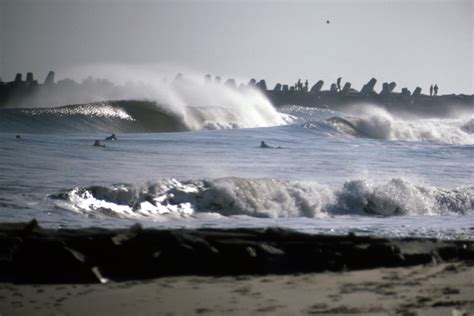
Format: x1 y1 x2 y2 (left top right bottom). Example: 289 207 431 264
304 80 309 92
434 84 438 96
93 140 105 147
105 133 117 141
260 141 270 149
336 77 342 91
297 79 302 91
429 85 434 96
16 135 21 139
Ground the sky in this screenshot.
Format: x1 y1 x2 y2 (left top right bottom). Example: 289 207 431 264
0 0 472 94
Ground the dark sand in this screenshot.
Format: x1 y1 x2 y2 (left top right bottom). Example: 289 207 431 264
1 262 472 315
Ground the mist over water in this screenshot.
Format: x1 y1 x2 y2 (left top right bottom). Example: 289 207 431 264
1 66 289 132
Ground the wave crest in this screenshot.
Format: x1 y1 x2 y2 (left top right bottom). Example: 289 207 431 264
324 107 473 144
50 177 473 219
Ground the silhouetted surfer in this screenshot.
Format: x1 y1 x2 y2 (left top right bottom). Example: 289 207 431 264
260 141 270 148
260 141 282 149
93 140 105 147
105 133 117 141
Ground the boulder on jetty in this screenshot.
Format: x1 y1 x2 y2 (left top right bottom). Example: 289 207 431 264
26 72 34 84
381 82 390 95
282 84 289 92
257 80 267 91
330 83 337 92
412 87 422 97
224 79 236 89
388 82 397 92
401 88 411 97
310 80 324 93
204 74 212 84
44 71 55 85
248 79 256 86
14 73 22 83
361 78 377 95
342 82 351 93
273 83 282 92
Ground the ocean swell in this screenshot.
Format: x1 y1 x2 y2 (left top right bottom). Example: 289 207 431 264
50 177 473 220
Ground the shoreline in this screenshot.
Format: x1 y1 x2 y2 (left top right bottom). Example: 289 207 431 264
1 221 473 315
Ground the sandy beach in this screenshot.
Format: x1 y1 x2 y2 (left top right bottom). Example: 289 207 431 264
0 262 472 315
1 223 473 315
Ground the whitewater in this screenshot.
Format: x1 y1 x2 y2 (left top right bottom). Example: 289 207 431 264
0 80 473 239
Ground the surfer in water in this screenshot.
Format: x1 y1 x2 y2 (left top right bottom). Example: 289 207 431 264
93 140 106 147
260 141 282 149
105 133 117 141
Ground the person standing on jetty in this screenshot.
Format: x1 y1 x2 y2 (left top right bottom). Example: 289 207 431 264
430 85 434 96
434 84 439 96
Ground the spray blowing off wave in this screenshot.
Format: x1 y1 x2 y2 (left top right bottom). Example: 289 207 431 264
0 78 288 133
322 105 474 145
50 177 473 220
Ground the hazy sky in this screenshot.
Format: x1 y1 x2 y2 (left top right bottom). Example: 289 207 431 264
1 0 472 94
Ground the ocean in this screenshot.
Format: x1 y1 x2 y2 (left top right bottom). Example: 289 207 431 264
0 86 473 239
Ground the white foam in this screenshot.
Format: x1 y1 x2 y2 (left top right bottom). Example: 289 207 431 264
53 177 473 220
328 105 474 144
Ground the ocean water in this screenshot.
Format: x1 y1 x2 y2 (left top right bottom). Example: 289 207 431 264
0 85 473 239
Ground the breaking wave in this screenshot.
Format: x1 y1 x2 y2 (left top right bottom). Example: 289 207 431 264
0 79 288 133
323 107 474 144
50 177 473 220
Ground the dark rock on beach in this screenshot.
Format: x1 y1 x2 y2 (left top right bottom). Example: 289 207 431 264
0 221 473 284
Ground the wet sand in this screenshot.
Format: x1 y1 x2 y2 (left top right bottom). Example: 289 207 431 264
1 262 473 315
